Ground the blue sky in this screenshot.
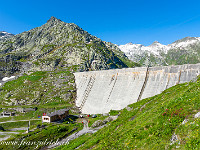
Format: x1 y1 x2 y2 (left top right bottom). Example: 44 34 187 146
1 0 200 45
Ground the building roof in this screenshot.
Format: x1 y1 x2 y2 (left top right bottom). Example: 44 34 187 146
46 109 69 117
1 111 15 114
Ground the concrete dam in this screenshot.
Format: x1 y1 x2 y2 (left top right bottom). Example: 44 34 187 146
74 64 200 114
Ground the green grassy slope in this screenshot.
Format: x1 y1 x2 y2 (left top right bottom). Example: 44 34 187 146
0 66 77 106
56 77 200 150
0 122 83 150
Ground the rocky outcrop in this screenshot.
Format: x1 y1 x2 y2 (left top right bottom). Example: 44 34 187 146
91 116 117 128
74 63 200 114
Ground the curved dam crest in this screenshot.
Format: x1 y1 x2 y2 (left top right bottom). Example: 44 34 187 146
74 64 200 114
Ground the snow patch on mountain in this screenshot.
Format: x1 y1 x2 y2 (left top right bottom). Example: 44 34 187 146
170 37 200 49
119 41 167 57
0 31 14 39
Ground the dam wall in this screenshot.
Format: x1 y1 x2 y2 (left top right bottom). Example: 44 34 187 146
74 64 200 114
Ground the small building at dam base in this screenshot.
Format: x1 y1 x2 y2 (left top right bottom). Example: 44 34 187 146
42 109 69 123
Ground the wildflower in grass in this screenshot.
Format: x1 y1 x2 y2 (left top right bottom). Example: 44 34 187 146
162 112 167 116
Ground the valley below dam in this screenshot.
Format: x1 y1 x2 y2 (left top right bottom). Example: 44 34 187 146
74 63 200 114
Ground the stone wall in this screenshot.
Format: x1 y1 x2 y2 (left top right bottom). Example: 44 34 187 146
74 64 200 114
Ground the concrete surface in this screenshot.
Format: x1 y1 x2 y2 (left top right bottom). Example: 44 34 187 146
74 64 200 114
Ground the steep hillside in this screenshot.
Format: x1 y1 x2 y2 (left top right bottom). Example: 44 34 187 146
119 37 200 66
0 17 137 79
57 76 200 150
0 67 76 106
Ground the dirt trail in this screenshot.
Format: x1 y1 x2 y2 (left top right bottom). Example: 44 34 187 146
46 120 106 149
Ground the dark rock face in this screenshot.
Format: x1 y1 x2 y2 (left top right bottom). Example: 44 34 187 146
0 17 132 77
0 125 4 131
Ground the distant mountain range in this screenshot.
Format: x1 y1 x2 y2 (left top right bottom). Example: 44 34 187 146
1 17 200 71
0 31 14 40
119 37 200 66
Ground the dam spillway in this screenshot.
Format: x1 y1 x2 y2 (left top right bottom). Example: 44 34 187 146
74 64 200 114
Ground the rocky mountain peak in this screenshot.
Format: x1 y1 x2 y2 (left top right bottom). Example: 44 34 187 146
150 41 161 46
127 42 133 45
47 16 62 24
152 41 159 44
44 17 82 33
172 37 198 44
48 16 61 22
0 17 134 76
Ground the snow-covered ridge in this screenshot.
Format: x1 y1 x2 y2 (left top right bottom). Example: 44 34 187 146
119 41 167 56
170 37 200 49
119 37 200 57
0 31 14 39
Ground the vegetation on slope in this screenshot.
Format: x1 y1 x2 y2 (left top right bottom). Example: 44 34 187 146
56 77 200 150
0 66 77 106
164 45 200 65
0 122 83 150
